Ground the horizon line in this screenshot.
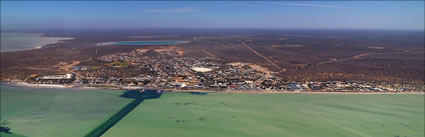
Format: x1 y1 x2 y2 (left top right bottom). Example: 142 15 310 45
1 27 424 32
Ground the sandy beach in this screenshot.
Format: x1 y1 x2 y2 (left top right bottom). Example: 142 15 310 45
10 82 70 88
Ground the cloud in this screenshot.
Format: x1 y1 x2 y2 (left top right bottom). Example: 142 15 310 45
144 7 196 13
229 2 348 9
271 3 348 9
229 3 266 7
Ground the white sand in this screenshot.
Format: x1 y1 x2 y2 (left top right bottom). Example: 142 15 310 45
13 82 69 88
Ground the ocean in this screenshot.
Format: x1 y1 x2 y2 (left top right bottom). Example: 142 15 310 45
0 33 73 52
0 83 131 137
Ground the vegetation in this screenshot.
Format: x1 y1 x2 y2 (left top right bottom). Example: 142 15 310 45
103 92 424 137
90 66 102 71
1 30 423 85
111 61 129 68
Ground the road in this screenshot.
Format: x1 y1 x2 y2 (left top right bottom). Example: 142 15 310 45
241 40 283 71
315 50 424 66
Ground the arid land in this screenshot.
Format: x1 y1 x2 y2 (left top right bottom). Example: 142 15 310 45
1 29 424 92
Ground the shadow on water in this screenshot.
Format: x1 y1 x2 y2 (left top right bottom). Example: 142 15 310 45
188 91 208 95
85 89 163 137
1 126 27 137
120 89 163 99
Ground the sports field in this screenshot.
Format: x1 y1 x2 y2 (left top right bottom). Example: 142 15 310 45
0 84 133 137
103 92 424 137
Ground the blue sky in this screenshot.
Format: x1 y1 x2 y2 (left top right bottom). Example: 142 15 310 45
1 1 424 30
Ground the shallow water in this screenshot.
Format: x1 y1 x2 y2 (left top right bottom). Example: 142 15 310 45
0 33 72 52
0 83 132 137
103 92 424 137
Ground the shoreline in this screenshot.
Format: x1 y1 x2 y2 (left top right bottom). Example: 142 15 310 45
1 32 74 53
6 82 72 89
3 82 423 94
166 89 425 95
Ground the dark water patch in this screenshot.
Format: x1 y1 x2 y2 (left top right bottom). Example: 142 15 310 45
220 102 228 105
0 126 11 133
184 102 199 106
172 102 200 106
120 90 163 99
0 126 27 137
197 116 207 121
399 122 409 127
175 117 207 123
173 102 182 105
175 120 189 123
189 92 208 95
172 101 229 108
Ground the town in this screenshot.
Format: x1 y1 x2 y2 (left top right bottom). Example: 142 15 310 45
25 50 421 92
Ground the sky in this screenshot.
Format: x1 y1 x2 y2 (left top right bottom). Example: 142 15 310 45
1 1 424 30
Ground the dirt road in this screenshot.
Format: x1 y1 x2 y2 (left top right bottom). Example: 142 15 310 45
241 40 282 71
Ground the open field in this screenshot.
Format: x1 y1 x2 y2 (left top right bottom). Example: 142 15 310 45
0 84 133 137
103 92 424 137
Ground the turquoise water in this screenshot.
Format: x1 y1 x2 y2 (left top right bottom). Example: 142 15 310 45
0 83 132 137
107 41 185 45
0 33 73 52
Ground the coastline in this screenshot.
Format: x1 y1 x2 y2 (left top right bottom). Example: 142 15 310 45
30 33 75 49
5 82 71 89
3 81 424 94
0 32 74 53
166 88 425 94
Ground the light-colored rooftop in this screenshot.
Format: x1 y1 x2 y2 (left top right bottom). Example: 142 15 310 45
192 67 213 72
